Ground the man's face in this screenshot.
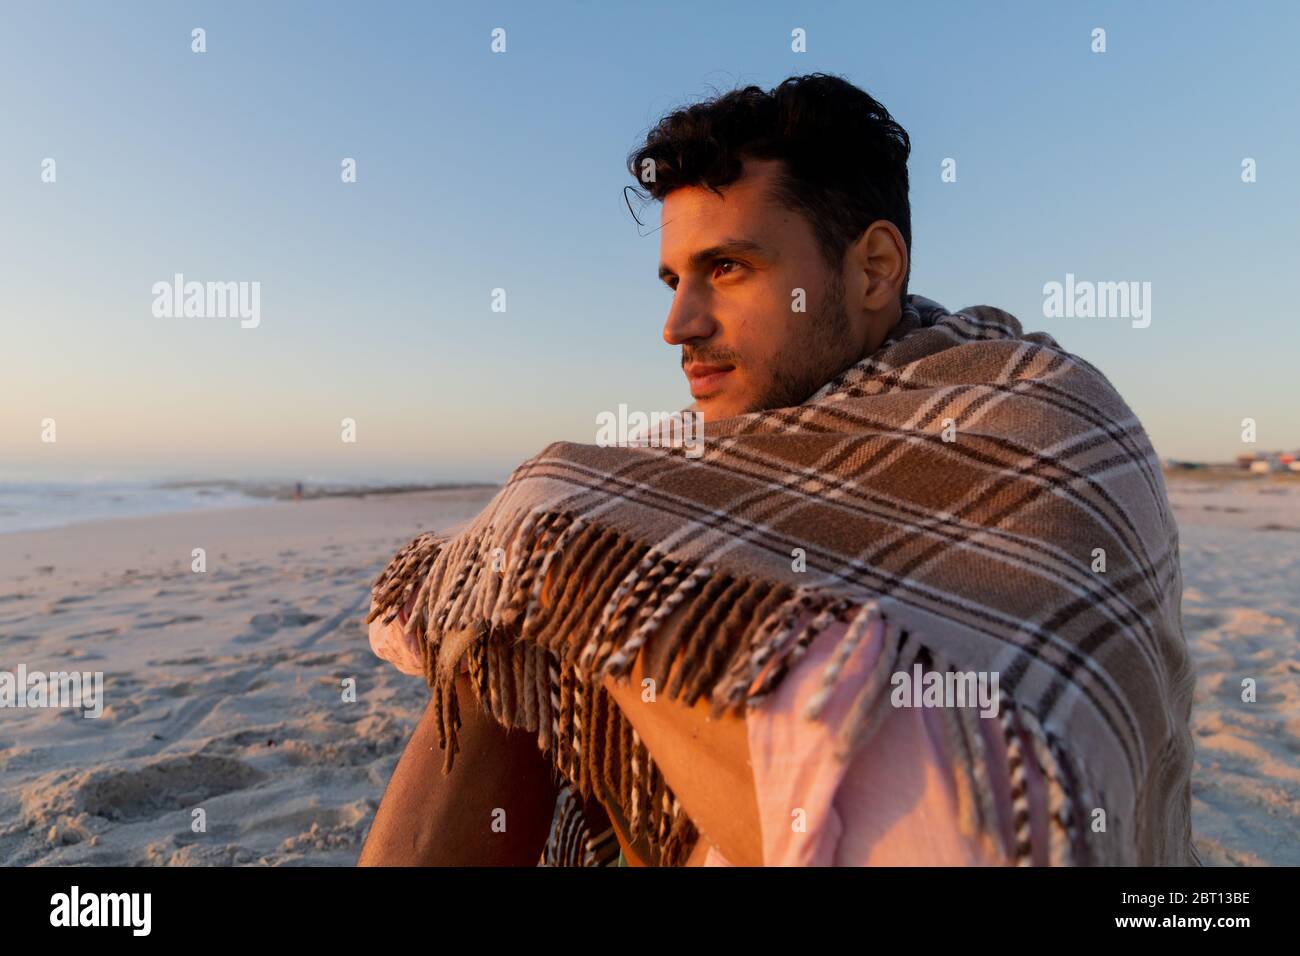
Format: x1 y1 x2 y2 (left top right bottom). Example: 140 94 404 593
657 158 860 421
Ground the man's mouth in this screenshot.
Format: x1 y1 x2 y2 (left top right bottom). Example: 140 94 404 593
684 362 735 398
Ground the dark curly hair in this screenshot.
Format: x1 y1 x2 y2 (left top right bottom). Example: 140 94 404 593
627 73 912 305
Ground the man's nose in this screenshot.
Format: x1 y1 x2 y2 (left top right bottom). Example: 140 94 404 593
662 284 718 346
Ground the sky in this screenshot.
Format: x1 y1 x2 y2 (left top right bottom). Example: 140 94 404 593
2 0 1297 484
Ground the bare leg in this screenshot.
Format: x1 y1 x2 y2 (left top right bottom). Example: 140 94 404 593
358 673 560 866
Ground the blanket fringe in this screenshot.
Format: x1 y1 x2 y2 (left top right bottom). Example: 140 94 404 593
369 510 1107 867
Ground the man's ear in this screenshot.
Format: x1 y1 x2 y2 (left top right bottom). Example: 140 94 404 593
853 220 908 312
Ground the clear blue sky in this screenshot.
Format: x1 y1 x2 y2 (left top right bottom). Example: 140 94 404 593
3 0 1296 483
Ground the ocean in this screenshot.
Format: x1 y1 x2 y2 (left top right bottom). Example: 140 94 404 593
0 481 271 534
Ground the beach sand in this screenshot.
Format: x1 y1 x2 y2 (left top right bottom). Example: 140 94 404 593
1 479 1295 866
0 487 497 865
1166 475 1300 866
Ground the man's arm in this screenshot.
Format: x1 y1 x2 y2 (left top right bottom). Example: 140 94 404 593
358 670 561 866
598 607 764 867
366 582 748 865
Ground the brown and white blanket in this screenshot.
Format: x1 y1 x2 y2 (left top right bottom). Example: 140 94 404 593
368 295 1197 867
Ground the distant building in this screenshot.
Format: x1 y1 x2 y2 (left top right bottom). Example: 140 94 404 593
1237 450 1298 474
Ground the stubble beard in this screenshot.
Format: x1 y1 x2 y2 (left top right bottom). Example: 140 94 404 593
747 271 854 414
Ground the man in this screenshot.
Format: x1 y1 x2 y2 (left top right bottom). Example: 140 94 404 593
359 74 1196 867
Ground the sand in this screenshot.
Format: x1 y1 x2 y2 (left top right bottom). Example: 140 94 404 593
0 488 497 865
1166 476 1300 866
1 478 1295 866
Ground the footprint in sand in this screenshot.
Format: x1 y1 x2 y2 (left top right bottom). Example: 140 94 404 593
235 609 323 643
136 615 204 630
68 627 121 641
1182 611 1225 632
213 583 254 603
296 653 339 667
148 655 214 667
28 754 265 825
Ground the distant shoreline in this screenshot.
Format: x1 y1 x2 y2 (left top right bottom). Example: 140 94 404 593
1162 464 1300 484
155 478 502 501
0 479 503 535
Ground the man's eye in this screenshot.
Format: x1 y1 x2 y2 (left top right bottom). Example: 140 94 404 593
715 259 741 277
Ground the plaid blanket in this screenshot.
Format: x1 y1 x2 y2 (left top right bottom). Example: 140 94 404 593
368 295 1196 867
